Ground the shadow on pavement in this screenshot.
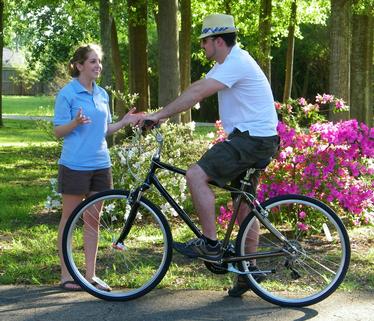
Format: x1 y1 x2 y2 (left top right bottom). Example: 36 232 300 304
0 285 322 321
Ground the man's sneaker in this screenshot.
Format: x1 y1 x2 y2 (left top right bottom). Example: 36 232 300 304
228 266 266 297
173 238 221 259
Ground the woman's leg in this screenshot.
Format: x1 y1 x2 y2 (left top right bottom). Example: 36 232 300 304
58 194 85 288
83 192 102 281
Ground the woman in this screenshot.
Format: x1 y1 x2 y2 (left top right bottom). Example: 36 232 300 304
54 44 141 291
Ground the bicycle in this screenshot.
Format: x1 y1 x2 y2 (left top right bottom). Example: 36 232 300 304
62 123 351 307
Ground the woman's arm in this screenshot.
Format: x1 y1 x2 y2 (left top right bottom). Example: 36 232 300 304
54 107 91 138
107 107 142 136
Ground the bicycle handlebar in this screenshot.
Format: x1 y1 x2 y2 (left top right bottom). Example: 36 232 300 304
141 119 158 131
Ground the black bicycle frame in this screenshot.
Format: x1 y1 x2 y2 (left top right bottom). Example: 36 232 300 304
117 155 288 263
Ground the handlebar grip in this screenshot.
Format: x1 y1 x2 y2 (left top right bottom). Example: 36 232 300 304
142 119 158 130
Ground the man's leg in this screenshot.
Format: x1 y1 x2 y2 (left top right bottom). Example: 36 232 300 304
172 164 222 259
185 164 217 240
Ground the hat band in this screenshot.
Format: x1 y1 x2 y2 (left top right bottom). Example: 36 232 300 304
202 26 236 35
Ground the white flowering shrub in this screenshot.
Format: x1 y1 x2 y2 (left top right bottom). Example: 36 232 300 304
45 122 210 217
111 122 210 218
45 178 61 211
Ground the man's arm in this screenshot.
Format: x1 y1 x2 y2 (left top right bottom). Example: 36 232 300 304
151 78 226 121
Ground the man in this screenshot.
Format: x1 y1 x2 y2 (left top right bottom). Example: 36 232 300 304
144 13 279 296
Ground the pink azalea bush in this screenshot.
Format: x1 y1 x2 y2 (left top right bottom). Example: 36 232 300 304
217 94 373 227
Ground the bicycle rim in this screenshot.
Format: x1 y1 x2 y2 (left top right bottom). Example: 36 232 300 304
62 190 173 301
236 194 350 307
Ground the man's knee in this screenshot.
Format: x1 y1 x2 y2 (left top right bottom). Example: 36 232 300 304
186 164 209 185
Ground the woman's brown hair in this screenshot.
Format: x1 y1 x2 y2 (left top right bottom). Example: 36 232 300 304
68 44 103 77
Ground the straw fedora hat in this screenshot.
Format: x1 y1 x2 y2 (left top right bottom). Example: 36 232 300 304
199 14 238 39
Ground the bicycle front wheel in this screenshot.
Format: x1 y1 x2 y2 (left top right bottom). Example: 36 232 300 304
236 194 350 307
62 190 173 301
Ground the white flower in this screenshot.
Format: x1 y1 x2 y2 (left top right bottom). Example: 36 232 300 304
51 200 61 208
186 121 196 131
207 132 215 139
105 203 115 213
171 208 178 217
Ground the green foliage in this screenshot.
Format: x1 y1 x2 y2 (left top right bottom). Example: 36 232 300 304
352 0 374 15
7 0 100 82
3 0 333 93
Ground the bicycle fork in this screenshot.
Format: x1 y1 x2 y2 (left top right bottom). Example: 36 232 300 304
112 187 145 250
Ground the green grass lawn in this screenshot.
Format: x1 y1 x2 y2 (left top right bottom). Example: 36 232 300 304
2 95 54 116
0 117 372 293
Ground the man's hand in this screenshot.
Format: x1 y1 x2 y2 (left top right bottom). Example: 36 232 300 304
121 107 144 127
141 114 161 129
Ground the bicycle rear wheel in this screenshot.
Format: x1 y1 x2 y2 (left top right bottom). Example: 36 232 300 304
62 189 173 301
236 194 350 307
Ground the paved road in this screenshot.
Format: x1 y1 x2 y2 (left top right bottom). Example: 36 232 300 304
0 285 373 321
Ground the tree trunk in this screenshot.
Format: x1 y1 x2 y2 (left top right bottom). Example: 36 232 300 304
99 0 113 146
128 0 149 112
283 0 297 102
157 0 180 123
350 13 373 126
329 0 351 121
0 0 4 128
258 0 272 81
179 0 191 123
99 0 113 110
111 18 126 117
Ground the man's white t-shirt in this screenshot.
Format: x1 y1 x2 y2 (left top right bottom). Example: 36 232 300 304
206 44 278 136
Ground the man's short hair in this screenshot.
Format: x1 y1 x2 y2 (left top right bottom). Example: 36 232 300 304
214 32 236 47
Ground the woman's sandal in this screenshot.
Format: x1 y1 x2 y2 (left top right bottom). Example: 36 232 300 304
60 280 82 291
91 277 112 292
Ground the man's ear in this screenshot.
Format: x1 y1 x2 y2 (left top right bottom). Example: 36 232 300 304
215 36 224 46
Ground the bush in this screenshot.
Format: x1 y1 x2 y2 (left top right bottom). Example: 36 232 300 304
259 120 373 226
216 94 373 227
110 122 210 217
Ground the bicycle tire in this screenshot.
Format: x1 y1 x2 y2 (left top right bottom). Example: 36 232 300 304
62 189 173 301
235 194 350 307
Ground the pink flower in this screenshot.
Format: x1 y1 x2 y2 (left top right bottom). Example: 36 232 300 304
298 211 307 220
316 93 334 104
335 99 346 110
297 222 309 231
298 97 307 106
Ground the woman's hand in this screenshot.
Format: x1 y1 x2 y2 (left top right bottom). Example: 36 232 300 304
121 107 144 127
54 107 90 138
74 107 91 125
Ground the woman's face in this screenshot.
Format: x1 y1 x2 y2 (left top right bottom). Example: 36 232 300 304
77 50 102 80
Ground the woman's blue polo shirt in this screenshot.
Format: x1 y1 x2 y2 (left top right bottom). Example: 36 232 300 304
54 79 112 171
